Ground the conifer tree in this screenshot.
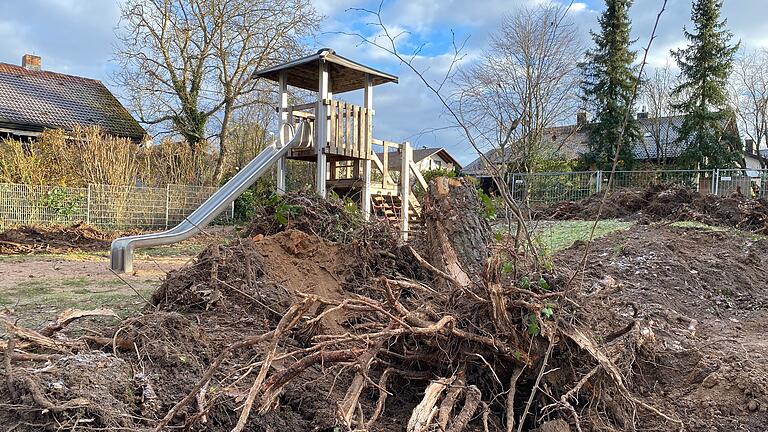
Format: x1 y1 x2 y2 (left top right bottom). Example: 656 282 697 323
580 0 640 170
672 0 739 169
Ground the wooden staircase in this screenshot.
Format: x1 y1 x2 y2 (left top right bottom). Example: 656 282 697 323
371 194 422 230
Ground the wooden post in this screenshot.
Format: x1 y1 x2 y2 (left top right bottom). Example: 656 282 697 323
400 141 411 241
362 74 373 219
276 71 288 194
316 61 330 197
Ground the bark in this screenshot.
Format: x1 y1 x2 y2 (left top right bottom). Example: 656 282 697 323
422 177 492 290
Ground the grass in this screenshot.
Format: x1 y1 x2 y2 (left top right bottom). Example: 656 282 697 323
0 276 153 329
530 219 633 253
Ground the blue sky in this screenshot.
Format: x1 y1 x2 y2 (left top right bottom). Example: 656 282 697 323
2 0 768 164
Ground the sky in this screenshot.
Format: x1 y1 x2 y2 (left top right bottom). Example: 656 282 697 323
1 0 768 165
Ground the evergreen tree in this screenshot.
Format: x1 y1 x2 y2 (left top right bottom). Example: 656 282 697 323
672 0 739 169
580 0 640 170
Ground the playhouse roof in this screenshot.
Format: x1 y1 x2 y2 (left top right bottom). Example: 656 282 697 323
252 48 398 93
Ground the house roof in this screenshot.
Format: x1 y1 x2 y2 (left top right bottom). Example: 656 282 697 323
252 48 398 94
463 113 740 176
0 62 145 140
375 147 462 170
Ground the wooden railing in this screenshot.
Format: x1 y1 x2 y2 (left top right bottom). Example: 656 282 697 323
327 100 371 159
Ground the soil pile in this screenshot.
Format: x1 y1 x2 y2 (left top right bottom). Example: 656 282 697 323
556 224 768 430
540 184 768 233
0 222 115 254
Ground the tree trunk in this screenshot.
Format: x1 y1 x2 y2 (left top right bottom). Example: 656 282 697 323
214 103 233 183
422 177 492 290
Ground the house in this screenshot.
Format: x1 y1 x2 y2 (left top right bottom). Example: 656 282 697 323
0 54 145 141
463 111 758 178
375 147 461 173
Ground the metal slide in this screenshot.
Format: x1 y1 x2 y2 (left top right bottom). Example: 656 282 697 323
110 120 311 273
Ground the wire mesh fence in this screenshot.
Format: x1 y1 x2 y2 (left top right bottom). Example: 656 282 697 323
0 183 231 230
507 168 768 204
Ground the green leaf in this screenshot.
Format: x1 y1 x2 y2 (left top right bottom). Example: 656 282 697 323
502 261 514 275
519 276 530 289
526 314 540 337
541 305 555 319
538 277 550 291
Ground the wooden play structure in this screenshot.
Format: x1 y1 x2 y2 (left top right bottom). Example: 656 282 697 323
253 49 428 238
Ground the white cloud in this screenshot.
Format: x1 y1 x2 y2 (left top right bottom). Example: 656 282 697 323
568 2 587 13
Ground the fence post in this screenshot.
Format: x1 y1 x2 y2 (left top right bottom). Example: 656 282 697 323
165 184 171 229
595 170 603 194
86 184 91 225
713 169 720 196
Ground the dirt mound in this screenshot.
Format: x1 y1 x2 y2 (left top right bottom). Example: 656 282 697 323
541 184 768 233
0 222 115 254
557 224 768 430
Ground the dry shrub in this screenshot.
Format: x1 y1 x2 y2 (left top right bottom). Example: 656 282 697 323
137 139 217 186
0 126 218 187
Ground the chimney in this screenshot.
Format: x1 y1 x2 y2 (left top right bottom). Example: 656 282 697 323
22 54 41 71
576 111 587 127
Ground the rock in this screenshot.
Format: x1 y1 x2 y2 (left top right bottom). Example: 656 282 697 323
533 419 571 432
701 373 718 389
747 400 759 412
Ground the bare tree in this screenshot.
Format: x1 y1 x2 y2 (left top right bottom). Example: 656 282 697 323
639 62 680 164
114 0 320 181
455 4 583 175
729 48 768 167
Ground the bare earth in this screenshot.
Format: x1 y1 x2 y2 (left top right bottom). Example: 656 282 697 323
0 227 234 328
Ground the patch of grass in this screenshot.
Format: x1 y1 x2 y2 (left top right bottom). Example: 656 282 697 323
13 279 55 297
532 219 633 253
136 242 208 258
61 277 91 288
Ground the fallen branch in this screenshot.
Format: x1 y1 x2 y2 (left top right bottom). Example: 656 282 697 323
38 308 119 337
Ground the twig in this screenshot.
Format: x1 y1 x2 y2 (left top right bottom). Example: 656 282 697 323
516 336 555 432
108 268 153 309
505 367 525 432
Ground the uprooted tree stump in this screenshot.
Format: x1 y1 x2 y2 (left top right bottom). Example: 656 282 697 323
423 177 492 286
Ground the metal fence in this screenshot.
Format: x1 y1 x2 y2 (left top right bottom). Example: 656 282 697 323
509 168 768 204
0 183 232 229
